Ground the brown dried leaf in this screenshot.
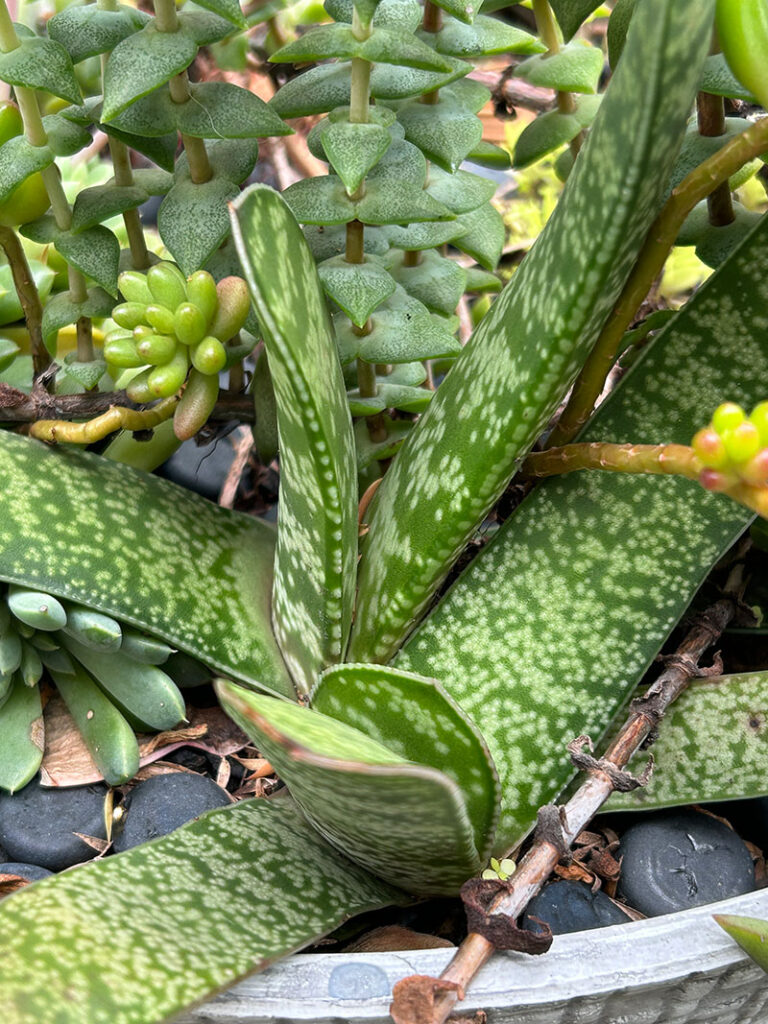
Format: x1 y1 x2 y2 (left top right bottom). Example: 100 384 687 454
345 926 454 953
72 832 110 855
0 873 31 898
215 757 231 790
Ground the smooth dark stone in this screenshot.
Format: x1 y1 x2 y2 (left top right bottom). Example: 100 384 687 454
113 772 230 853
0 780 108 871
522 880 633 936
617 810 755 917
0 862 53 882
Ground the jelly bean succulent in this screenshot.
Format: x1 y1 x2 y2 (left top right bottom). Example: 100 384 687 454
2 0 768 1022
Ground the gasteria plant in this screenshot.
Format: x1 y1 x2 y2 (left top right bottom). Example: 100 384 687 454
2 0 768 1022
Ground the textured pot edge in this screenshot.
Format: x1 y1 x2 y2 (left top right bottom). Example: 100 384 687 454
178 888 768 1022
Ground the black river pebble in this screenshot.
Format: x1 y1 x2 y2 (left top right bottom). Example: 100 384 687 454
522 880 633 935
617 810 755 916
113 772 231 853
0 862 53 882
0 780 108 871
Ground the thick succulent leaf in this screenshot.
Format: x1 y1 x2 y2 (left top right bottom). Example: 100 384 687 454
0 796 401 1024
398 211 768 851
426 165 496 215
230 186 357 695
0 432 293 698
41 288 114 352
326 0 422 31
607 672 768 812
450 202 505 269
317 254 396 328
320 120 392 195
72 184 151 232
0 35 81 105
217 681 482 894
21 216 120 296
350 0 715 665
514 41 603 94
386 248 466 315
700 52 757 103
383 218 467 250
550 0 603 41
0 116 92 203
512 94 601 168
270 23 452 71
396 92 483 173
423 14 544 57
110 81 290 139
333 285 461 364
283 173 451 227
157 176 238 277
48 4 150 64
192 0 246 29
101 22 198 121
431 0 478 25
312 663 500 860
0 678 42 794
715 916 768 972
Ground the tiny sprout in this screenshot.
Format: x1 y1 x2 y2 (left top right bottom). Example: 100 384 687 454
481 856 516 882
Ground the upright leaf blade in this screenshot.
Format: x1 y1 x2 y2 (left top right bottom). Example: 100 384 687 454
608 672 768 812
0 433 293 698
0 797 402 1024
349 0 715 664
715 916 768 972
398 212 768 852
231 186 358 695
217 680 482 893
312 663 500 860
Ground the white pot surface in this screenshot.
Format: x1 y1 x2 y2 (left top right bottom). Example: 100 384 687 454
180 888 768 1024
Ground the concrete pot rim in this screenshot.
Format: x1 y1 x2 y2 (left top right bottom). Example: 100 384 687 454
186 887 768 1022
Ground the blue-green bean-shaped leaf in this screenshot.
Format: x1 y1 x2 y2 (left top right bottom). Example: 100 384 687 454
349 0 715 665
312 663 500 859
230 185 358 695
0 797 402 1024
398 211 768 852
607 672 768 812
217 680 483 893
0 432 293 699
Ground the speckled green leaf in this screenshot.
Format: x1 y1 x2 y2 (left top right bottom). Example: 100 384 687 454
350 0 714 666
513 94 601 168
0 796 401 1024
465 265 501 291
334 285 461 364
110 81 289 139
431 0 479 25
176 7 235 45
269 59 469 117
0 432 293 698
451 202 504 270
550 0 603 40
515 41 603 94
715 916 768 972
192 0 246 29
700 53 757 103
383 218 467 250
695 205 762 271
366 135 427 187
423 14 544 57
386 248 467 315
0 116 91 202
467 138 511 169
48 4 150 64
326 0 422 31
607 673 768 812
398 211 768 851
0 35 81 105
217 680 482 894
71 184 149 233
666 119 760 198
101 22 198 121
321 120 392 195
397 93 482 173
20 217 120 296
41 288 114 353
318 254 395 328
348 380 432 415
426 165 496 214
158 176 238 277
606 0 634 68
0 678 42 794
354 415 412 467
283 173 451 226
231 185 357 695
313 663 500 859
271 23 452 71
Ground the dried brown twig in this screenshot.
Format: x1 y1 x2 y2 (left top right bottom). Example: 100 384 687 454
390 562 747 1024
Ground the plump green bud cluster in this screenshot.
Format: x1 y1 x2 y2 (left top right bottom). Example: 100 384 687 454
692 401 768 491
0 583 205 790
104 264 250 402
